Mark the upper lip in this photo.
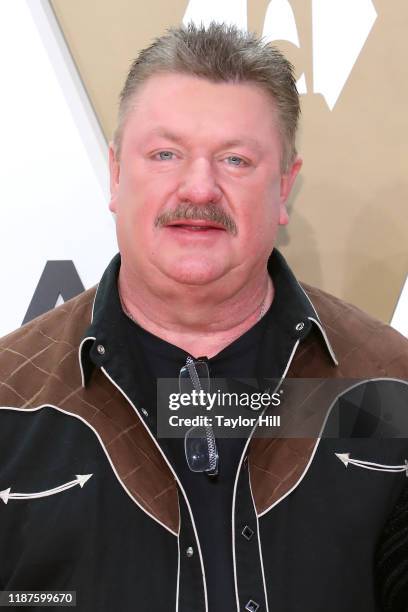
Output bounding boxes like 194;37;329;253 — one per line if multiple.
164;220;226;230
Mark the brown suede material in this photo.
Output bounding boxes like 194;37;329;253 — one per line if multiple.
0;284;407;528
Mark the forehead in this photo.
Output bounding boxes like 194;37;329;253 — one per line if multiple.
120;72;281;150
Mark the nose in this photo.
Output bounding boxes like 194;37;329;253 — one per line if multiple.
177;158;222;205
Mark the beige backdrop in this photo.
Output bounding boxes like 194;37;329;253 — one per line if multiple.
50;0;407;323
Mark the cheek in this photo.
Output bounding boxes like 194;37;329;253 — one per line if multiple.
116;176;151;222
234;193;281;258
238;193;280;236
115;186;167;255
120;167;175;219
235;213;272;260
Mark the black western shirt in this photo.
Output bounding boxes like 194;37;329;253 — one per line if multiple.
82;249;332;612
2;250;408;612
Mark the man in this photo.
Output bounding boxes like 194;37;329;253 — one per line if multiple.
0;22;407;612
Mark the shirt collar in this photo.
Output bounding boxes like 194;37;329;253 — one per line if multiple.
266;250;338;365
79;250;337;386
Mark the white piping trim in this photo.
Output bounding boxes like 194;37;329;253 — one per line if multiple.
0;404;177;536
281;339;301;381
308;316;338;366
297;281;323;321
78;336;96;388
77;278;101;385
248;463;270;612
316;376;408;449
231;338;300;612
296;281;338;365
258;376;408;518
100;366;209;612
175;495;181;612
90;281;99;322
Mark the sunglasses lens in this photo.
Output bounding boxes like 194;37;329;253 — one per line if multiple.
180;358;218;476
185;426;218;474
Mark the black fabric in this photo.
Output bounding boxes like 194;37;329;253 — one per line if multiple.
122;295;268;612
0;407;178;611
257;433;408;612
376;477;408;612
83;248;316;611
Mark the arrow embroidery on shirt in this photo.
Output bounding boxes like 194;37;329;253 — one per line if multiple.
0;474;93;504
335;453;408;475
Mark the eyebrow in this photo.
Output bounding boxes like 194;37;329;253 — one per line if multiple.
149;128;184;144
147;128;262;152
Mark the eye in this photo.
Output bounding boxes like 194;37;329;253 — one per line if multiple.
226;155;247;167
155;151;175;161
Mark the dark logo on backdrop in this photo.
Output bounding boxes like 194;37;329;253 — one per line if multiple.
22;261;85;325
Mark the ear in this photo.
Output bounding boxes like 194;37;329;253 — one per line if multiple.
109;142;120;213
279;156;303;225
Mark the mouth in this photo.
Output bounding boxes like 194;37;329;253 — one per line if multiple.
164;221;226;232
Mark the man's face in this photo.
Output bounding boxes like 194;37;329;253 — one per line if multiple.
109;73;301;287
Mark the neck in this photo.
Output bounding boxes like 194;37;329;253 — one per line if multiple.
118;266;274;359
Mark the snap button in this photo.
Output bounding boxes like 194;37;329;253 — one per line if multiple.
140;408;149;417
295;322;305;332
96;344;106;355
245;600;260;612
241;525;254;541
186;546;194;558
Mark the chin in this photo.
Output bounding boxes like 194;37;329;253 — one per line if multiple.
157;258;228;286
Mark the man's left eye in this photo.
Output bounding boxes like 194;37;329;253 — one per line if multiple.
156;151;174;161
226;155;246;166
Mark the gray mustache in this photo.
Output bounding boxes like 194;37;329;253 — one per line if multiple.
155;203;238;236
